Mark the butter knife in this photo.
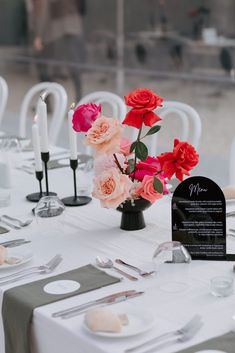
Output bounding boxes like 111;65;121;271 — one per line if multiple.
52;290;143;319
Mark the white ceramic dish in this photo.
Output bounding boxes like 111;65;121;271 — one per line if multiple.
83;308;155;338
0;251;33;270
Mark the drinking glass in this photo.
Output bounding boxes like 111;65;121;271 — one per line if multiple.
210;275;233;297
34;196;66;237
152;241;191;293
77;155;93;196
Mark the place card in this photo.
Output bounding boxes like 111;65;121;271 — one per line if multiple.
172;176;226;260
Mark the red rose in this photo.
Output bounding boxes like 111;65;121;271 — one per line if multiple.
158;139;199;181
123;88;163;129
72;103;101;133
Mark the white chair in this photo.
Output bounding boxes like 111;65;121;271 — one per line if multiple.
0;76;8;131
77;91;127;121
19;82;68;146
147;101;202;156
229;137;235;185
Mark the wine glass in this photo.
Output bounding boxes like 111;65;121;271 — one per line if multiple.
152;241;191;293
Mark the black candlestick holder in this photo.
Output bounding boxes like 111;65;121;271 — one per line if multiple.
62;159;91;206
41;151;57;197
26;171;45;202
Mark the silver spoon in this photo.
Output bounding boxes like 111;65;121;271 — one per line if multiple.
2;215;33;227
96;256;138;281
115;259;155;277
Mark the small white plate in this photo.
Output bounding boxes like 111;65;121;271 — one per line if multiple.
0;251;33;270
83;308;155;338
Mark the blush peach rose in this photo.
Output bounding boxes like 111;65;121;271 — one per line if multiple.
85;116;122;155
94;153;126;176
135;175;163;203
92;168;133;208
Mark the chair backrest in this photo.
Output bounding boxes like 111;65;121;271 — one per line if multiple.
19;82;68;146
146;101;202;156
229;137;235;185
0;76;8;129
77;91;127;121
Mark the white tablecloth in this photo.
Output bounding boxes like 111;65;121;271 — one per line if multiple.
1;151;235;353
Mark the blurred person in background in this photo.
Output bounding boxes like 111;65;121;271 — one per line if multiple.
31;0;86;101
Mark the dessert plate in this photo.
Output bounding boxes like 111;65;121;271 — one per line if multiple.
83;308;155;338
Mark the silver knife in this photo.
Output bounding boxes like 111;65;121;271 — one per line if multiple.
0;239;30;247
52;290;143;319
4;241;31;248
60;292;144;319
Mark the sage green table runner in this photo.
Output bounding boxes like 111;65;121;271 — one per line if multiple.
177;331;235;353
2;264;120;353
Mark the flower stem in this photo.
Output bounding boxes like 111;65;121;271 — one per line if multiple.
132;123;143;181
113;153;125;174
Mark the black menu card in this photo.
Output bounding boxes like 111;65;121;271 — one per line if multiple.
172;176;227;260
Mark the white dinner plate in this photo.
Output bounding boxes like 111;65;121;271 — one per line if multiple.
0;251;33;270
83;308;155;338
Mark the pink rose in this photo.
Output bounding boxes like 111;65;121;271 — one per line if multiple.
135;175;163;203
72;103;101;132
85;116;122;155
120;137;132;156
93;168;133;208
94;153;126;175
130;156;161;181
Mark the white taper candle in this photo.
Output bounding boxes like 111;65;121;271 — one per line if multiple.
37;93;49;153
32;116;42;171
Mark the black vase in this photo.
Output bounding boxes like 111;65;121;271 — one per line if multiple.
117;198;151;231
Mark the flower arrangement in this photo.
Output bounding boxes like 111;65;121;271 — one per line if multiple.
72;88;199;210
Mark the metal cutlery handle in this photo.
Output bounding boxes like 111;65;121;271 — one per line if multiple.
125;330;177;353
56;292;144;320
52;290;141;318
0;218;21;229
0;266;39;281
113;266;138;281
2;215;22;225
0;269;43;286
52;300;98;318
115;259;142;274
6;241;31;248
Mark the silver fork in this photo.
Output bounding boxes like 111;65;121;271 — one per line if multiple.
115;259;155;277
125;315;202;353
0;254;62;285
140;320;203;353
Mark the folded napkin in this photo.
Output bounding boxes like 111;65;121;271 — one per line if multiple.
222;185;235;199
176;331;235;353
2;264;120;353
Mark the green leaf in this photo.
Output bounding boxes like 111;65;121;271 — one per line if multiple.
146;125;161;136
135;141;148;161
126;159;135;174
153;177;164;194
130;141;137;153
